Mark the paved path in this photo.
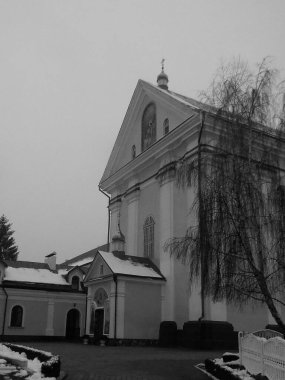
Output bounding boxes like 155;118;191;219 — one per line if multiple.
23;342;223;380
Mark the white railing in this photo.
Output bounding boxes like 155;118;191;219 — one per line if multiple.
239;329;285;380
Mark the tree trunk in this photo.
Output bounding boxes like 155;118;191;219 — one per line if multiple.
256;272;285;334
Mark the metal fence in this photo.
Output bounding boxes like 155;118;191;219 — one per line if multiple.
239;329;285;380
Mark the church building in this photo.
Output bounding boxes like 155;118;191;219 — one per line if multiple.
1;66;279;341
83;65;273;340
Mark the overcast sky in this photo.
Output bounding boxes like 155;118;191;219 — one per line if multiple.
1;0;285;264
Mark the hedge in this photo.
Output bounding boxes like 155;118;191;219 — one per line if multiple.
3;343;61;378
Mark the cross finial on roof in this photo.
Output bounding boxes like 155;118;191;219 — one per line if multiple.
161;58;165;72
157;58;168;90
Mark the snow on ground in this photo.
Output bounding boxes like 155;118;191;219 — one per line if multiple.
4;267;69;285
213;355;255;380
99;251;163;278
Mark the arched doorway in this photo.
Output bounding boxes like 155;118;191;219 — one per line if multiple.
89;288;110;338
94;309;104;337
66;308;80;339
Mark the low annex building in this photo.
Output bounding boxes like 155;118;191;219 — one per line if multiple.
0;252;86;339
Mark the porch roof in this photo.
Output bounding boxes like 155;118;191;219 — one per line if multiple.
98;251;165;280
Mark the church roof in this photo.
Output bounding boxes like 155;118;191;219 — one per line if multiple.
4;266;69;286
60;243;110;268
145;80;216;113
99;79;214;186
98;250;165;280
2;260;73;291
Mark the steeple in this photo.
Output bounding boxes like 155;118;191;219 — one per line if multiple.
157;58;169;90
111;211;125;254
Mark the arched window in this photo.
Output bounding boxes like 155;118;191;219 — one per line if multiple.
71;276;80;290
143;216;155;258
132;145;136;159
94;288;108;307
10;305;23;327
163;118;169;135
141;103;156;151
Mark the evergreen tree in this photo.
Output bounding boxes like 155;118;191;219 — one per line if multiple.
0;215;18;261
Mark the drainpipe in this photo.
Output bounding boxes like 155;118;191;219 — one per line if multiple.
113;274;118;340
1;285;8;338
198;110;206;321
98;186;111;245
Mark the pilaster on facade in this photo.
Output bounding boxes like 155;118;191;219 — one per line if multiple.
45;299;55;336
109;195;122;241
158;162;176;321
188;280;202;320
109;280;126;339
160;284;166;321
85;296;92;335
125;183;140;256
109;282;116;338
116;280;126;339
209;299;228;321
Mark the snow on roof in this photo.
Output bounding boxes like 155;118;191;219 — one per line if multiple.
70;257;94;267
57;268;69;276
4;267;69;285
98;251;164;279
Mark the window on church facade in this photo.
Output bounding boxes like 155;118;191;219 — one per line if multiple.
143;216;155;258
94;288;108;307
163;118;169;134
71;275;80;290
141;103;156;151
132;144;136;159
10;305;23;327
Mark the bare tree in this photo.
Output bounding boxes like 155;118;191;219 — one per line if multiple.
166;58;285;332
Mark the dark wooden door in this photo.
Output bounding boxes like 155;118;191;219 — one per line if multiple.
66;308;80;339
94;308;104;338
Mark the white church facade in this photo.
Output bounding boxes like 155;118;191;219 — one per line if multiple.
0;69;279;342
83;68;273;340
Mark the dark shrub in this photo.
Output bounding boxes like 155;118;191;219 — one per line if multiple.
222;353;239;362
159;321;177;346
3;343;60;378
183;320;237;349
176;329;184;346
205;358;216;373
253;374;269;380
41;355;61;378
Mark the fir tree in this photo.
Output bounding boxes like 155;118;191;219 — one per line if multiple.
0;215;19;261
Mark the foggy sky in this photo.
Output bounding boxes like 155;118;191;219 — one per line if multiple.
1;0;284;263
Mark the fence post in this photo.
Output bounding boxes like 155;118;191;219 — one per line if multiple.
261;337;264;376
238;331;243;366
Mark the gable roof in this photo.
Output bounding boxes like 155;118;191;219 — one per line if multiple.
5;260;51;270
147;81;213;112
66;265;86;277
99;79;210;186
85;250;165;282
3;260;72;290
4;266;69;286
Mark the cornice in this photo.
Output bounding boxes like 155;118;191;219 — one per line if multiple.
156;161;176;186
109;195;122;207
